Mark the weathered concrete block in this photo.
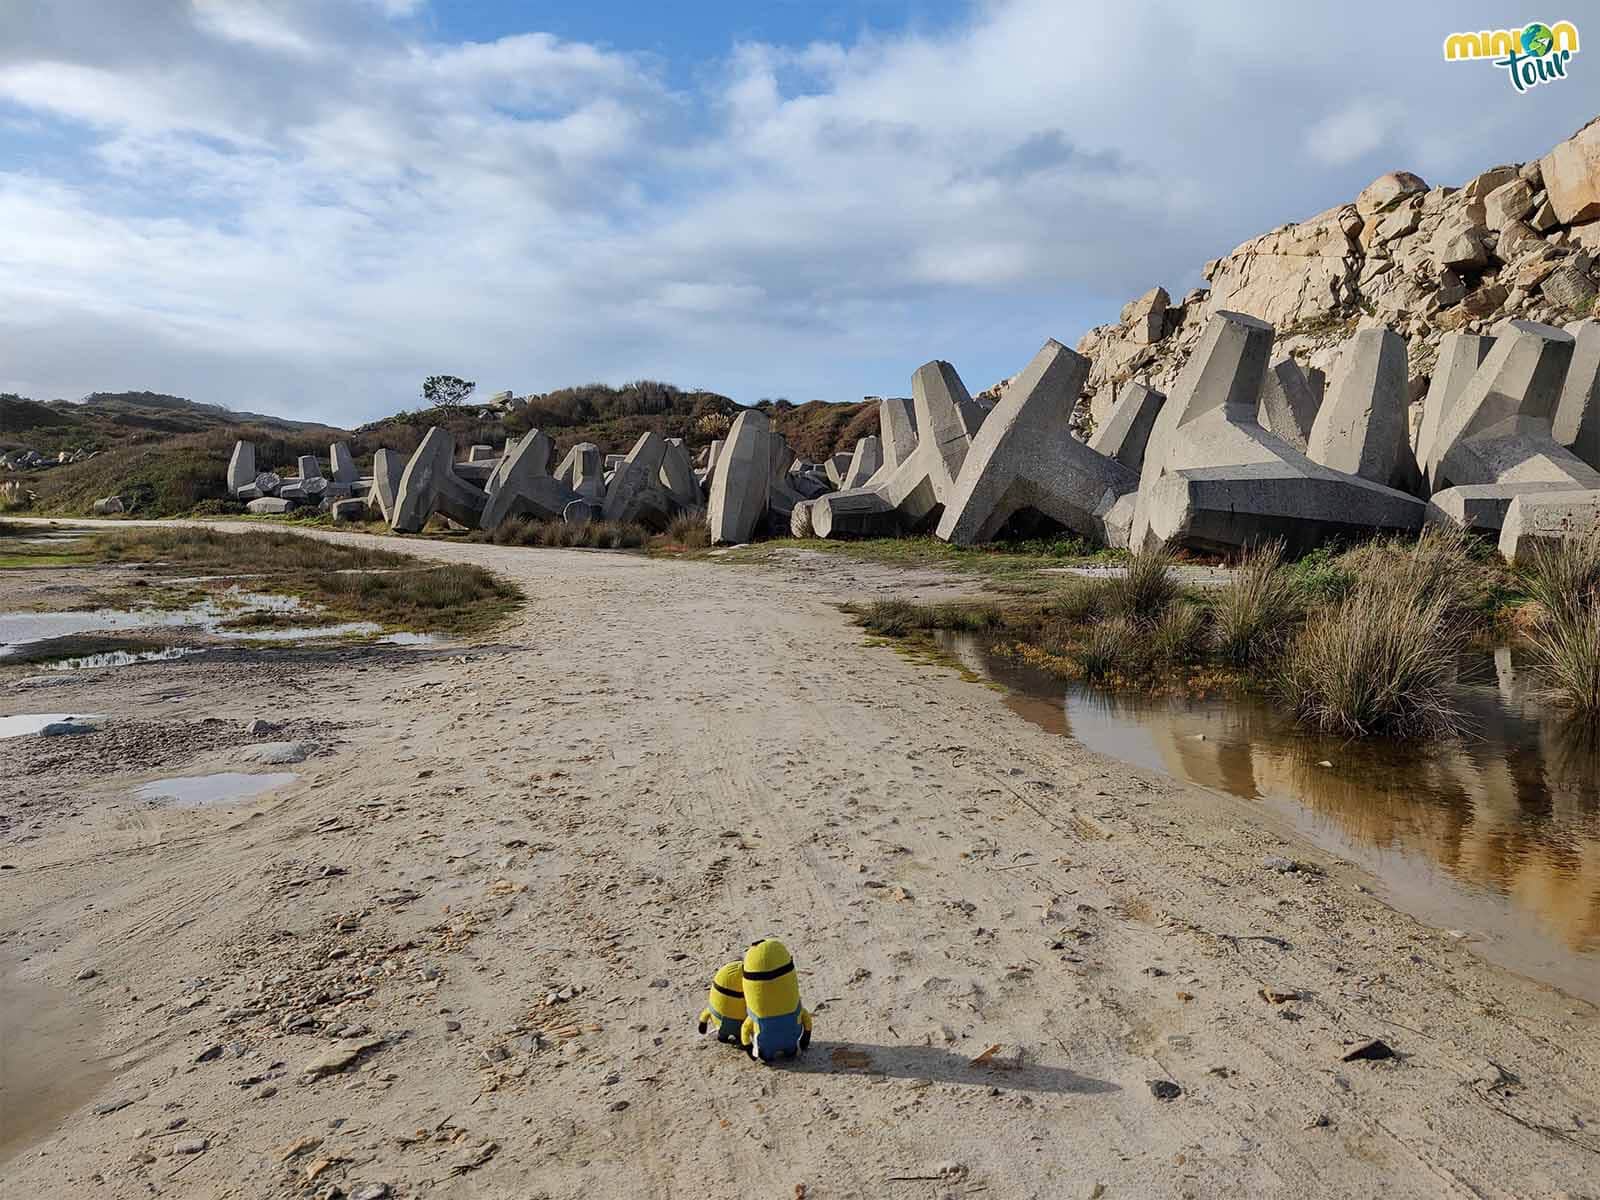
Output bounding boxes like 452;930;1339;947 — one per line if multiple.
1256;359;1319;452
467;444;496;463
247;497;293;515
330;441;358;484
391;427;488;532
823;451;853;487
480;431;577;528
1425;482;1582;532
708;410;772;544
877;396;918;474
1133;311;1425;554
92;496;124;515
866;360;982;531
330;498;366;523
839;436;883;489
790;498;817;538
296;454;322;481
485;432;550;496
1498;488;1600;563
660;438;701;508
254;471;282;496
937;339;1137;545
603;432;675;528
227;441;256;495
810;489;902;539
1555;320;1600;470
556;442;605;501
278;482;305;501
563;499;602;526
303;477;329;499
1308;327;1417;491
789;469;833;499
1416;333;1494;489
1089;382;1166;472
1430;320;1599;499
367;449;402;522
235;484;262;502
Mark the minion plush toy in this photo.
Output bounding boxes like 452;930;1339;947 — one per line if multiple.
697;961;747;1044
739;938;813;1062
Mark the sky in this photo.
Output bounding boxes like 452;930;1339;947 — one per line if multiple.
0;2;1595;424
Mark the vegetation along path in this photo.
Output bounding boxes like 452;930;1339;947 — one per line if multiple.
3;518;1598;1197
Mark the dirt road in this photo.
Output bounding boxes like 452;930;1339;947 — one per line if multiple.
3;523;1598;1198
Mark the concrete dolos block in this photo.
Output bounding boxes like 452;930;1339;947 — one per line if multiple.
602;432;675;529
1415;332;1494;490
839;436;883;489
1088;382;1166;472
1555;319;1600;470
1429;320;1600;506
1132;311;1424;554
297;454;322;481
391;427;487;532
1498;489;1600;563
708;409;772;544
367;448;402;522
556;443;605;501
1256;358;1320;452
330;441;358;484
1308;327;1419;492
866;360;984;531
479;430;576;528
227;441;256;495
660;438;702;508
937;339;1137;545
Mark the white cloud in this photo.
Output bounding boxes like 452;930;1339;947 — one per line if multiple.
0;0;1593;418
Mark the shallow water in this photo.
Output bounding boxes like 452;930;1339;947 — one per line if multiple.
936;633;1600;1001
0;587;429;659
0;713;103;739
133;771;299;807
44;647;204;671
0;975;115;1165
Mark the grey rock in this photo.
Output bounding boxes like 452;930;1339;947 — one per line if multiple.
296;454;322;482
329;498;366;523
246;497;293;515
235;741;315;765
1498;489;1600;563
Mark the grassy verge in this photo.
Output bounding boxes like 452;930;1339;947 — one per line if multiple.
847;528;1548;740
727;533;1128;589
77;528;521;637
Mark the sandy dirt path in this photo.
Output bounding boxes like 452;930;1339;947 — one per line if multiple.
3;521;1598;1198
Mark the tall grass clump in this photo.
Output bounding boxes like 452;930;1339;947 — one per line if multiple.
484;517;648;550
1071;617;1150;682
1105;542;1179;623
1280;531;1472;738
1212;541;1300;667
1521;527;1600;722
664;510;711;549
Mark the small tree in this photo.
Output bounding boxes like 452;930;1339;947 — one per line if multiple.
422;375;476;410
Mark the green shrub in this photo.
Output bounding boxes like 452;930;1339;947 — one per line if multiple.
1213;541;1300;667
1151;602;1209;667
1105;543;1178;623
1071;616;1150;681
860;598;921;636
1047;578;1112;623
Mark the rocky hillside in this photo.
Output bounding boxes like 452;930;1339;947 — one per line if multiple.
1073;116;1600;433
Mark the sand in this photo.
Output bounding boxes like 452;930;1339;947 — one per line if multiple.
2;520;1597;1197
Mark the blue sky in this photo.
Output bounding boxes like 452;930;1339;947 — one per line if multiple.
0;1;1595;424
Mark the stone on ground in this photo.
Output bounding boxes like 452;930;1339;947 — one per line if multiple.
708;409;773;545
936;339;1137;545
809;489;901;539
1089;382;1167;472
92;496;124;515
247;497;293;515
330;498;366;523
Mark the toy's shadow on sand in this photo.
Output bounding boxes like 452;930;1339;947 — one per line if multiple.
784;1041;1120;1096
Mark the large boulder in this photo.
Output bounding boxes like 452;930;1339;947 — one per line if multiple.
936;340;1137;545
1355;171;1427;221
1539;117;1600;225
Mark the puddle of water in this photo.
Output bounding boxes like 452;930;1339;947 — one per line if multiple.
937;632;1600;1002
0;587;404;658
44;647;204;671
0;714;104;739
0;975;116;1165
133;771;298;807
380;632;436;646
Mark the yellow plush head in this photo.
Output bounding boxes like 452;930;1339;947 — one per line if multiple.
742;938;800;1018
707;960;746;1022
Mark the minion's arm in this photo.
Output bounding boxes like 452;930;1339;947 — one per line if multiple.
799;1007;813;1050
740;1016;755;1048
697;1007;713;1034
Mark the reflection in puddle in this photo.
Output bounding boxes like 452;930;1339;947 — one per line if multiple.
937;632;1600;1000
45;647;204;671
134;771;299;807
0;713;103;739
0;975;115;1164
